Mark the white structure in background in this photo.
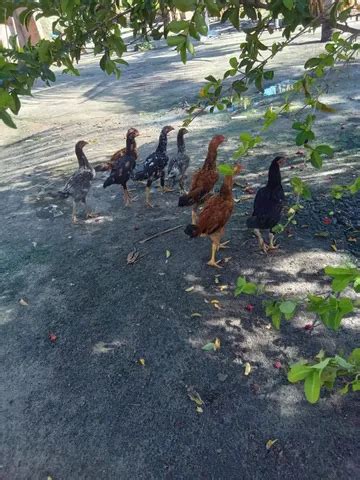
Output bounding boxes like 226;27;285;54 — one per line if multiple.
0;9;54;48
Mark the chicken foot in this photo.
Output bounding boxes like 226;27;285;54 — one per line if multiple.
208;242;223;268
123;187;132;207
160;172;173;193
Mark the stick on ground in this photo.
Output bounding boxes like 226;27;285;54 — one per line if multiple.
138;225;184;244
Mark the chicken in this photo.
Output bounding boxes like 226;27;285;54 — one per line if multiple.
184;164;242;268
167;127;190;192
94;127;139;172
59;140;96;224
246;156;286;253
132;125;174;207
178;134;225;224
103;128;140;206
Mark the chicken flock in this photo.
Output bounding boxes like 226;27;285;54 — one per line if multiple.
60;126;286;268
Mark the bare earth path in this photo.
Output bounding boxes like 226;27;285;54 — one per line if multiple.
0;26;359;479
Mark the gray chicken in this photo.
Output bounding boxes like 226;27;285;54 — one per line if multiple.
59;140;96;223
167;128;190;193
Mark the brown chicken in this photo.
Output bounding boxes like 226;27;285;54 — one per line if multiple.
184;164;242;268
178;134;225;224
94;128;139;172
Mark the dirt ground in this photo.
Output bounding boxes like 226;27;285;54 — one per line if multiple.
1;24;359;480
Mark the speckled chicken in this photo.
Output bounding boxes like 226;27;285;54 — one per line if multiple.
132;125;174;207
94;128;139;172
103;128;140;206
59;140;96;223
167;128;190;192
246;156;286;252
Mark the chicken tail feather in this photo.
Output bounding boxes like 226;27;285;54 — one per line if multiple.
184;224;200;238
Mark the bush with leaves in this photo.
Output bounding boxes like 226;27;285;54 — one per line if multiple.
235;266;359;403
288;348;360;404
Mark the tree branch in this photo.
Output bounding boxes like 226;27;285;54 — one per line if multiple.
335;22;360;36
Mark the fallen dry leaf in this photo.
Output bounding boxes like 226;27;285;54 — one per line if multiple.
301;224;309;228
211;299;220;304
196;406;203;414
331;241;337;252
348;236;357;243
266;439;278;450
188;391;204;406
138;358;145;366
244;362;252;376
166;249;171;259
224;257;232;263
191;312;202;318
315;231;330;238
265;324;272;330
214;275;220;284
48;333;57;343
127;248;141;265
19;298;29;306
185;286;194;292
219;285;229;291
214;338;221;351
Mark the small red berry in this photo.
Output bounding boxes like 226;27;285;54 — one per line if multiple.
48;333;57;343
245;304;254;312
323;217;332;225
304;323;314;331
273;361;282;369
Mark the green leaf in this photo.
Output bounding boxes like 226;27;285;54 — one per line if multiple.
0;110;17;129
194;12;208;36
310;150;323;169
305;57;320;69
283;0;294;10
349;348;360;366
173;0;196;12
352;380;360;392
310;358;331;371
304;370;321;404
229;57;238;69
288;363;312;383
263;70;274;80
279;301;297;316
232;80;247;94
218;164;234;176
168;20;189;33
315;145;334;156
167;34;186;47
202;342;216;351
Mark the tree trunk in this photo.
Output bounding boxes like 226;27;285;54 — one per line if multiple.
320;18;335;42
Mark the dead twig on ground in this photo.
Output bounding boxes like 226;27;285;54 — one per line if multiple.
138;224;184;244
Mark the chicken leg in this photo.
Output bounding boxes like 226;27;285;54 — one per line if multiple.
72;200;79;224
254;229;268;253
208;232;223;268
160;172;173;193
267;232;279;251
123;187;132;207
145;184;153;208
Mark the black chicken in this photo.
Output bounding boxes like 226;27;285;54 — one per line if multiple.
59;140;96;223
246;156;286;252
103;128;140;206
132;125;174;207
167;127;190;192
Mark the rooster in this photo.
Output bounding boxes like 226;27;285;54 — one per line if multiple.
132;125;174;207
178;134;225;224
246;156;286;252
184;164;242;268
103;128;140;206
94;128;139;172
167;127;190;192
59;140;96;223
